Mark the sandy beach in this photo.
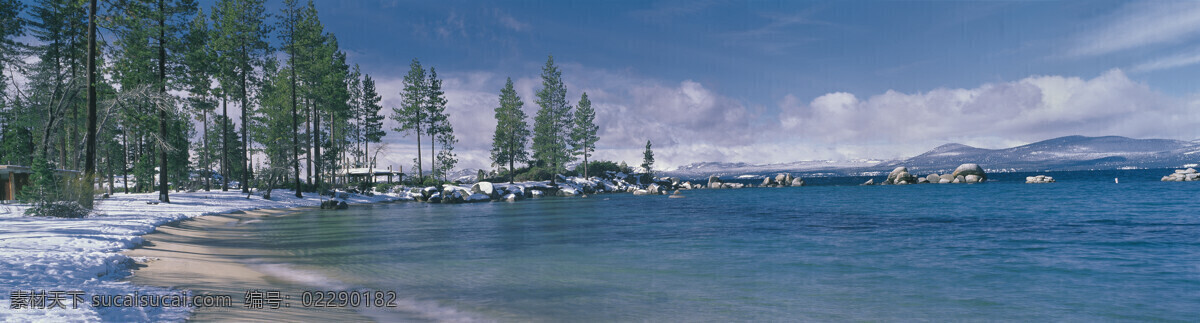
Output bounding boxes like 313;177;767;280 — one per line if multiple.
122;207;375;321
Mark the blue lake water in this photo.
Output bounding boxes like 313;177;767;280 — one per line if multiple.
249;169;1200;321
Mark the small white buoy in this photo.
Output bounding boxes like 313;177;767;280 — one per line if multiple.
1114;177;1119;184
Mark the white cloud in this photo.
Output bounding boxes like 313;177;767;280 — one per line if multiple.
1068;1;1200;57
1131;48;1200;72
493;9;530;32
779;69;1200;159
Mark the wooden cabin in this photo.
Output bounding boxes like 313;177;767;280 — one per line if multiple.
0;165;81;201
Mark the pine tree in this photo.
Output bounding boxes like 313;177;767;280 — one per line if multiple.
391;59;426;183
360;74;385;168
570;92;599;178
279;0;303;196
490;77;530;184
212;0;270;194
532;55;573;184
424;67;449;180
182;8;215;191
641;140;654;175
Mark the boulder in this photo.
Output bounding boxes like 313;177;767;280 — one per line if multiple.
471;181;495;197
632;189;652;196
707;175;723;188
953;175;965;184
762;177;774;187
791;178;806;186
939;174;954;182
951;163;987;182
918;177;929;184
680;182;693;190
1026;175;1055;183
530;189;545;198
504;193;522;202
886;167;917;185
862;178;875;185
1187;168;1198;174
726;183;745;189
938;178;951;184
335;201;349;209
926;174;941;183
428;192;443;203
965;174;982;183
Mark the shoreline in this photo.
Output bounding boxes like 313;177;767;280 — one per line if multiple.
122;206;376;321
0;189;402;321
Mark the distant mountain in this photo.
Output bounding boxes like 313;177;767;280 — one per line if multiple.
662;136;1200;178
884;135;1200;173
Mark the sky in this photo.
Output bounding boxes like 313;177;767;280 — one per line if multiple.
19;0;1200;172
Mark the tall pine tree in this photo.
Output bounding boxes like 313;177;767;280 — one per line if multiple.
490;77;529;184
532;55;573;184
570;92;598;178
391;59;426;183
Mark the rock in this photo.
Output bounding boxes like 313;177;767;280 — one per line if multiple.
726;183;745;189
1187;168;1198;174
926;174;941;183
471;181;495;197
939;178;951;184
336;201;349;209
1188;173;1200;181
791;178;806;186
428;192;443;203
336;192;350;199
886;167;917;185
918;177;929;184
504;193;521;202
940;174;954;182
466;193;491;202
707;175;723;188
762;177;774;187
632;189;651;195
1026;175;1055;183
951;163;987;182
862;178;875;185
680;182;693;190
953;175;964;184
531;190;545;198
965;174;982;183
421;187;438;200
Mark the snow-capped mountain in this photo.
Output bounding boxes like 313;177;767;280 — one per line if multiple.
663;136;1200;178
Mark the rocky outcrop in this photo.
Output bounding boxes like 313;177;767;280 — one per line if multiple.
1026;175;1055;183
951;163;987;182
1162;167;1200;182
862;178;875;185
708;175;722;188
791;177;805;186
885;167;917;185
759;173;803;187
471;181;495;197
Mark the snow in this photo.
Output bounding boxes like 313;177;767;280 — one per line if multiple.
0;189;401;322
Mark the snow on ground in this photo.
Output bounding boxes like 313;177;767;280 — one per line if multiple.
0;190;400;322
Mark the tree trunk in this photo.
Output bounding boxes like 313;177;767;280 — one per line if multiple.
240;44;250;194
82;0;98;207
221;95;229;191
290;39;301;198
158;0;170;203
122;127;129;194
313;98;321;192
202;108;209;191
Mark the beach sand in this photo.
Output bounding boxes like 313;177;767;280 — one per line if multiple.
122;208;375;322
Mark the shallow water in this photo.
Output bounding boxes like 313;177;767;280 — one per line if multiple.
248;169;1200;321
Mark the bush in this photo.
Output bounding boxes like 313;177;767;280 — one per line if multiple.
573;160;622;178
515;167;555;182
375;182;396;193
25;201;91;218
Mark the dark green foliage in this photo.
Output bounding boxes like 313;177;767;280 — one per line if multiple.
642;140;654;174
570;92;599;178
391;59;426;182
573;160;621;178
491;77;530;183
24;201;90;218
532;56;574;182
0;126;34;165
514;166;555;182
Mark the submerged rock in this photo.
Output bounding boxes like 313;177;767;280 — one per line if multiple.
1026;175;1055;183
862;178;875;186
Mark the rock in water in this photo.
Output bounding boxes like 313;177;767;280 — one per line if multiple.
886;167;916;185
926;174;941;184
336;201;349;209
791;177;806;186
951;163;987;182
965;174;982;183
862;178;875;185
762;177;774;187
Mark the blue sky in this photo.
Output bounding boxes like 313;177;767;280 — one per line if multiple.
299;0;1200;170
20;0;1196;170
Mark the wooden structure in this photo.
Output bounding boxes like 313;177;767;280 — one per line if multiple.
339;166;404;184
0;165;81;201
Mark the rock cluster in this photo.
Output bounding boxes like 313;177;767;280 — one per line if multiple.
706;176;745;189
761;173;805;187
1162;168;1200;182
867;163;988;185
1025;175;1056;183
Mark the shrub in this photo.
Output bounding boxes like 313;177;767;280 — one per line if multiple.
514;167;554;182
375;182;396;193
573;160;622;178
25;201;91;218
